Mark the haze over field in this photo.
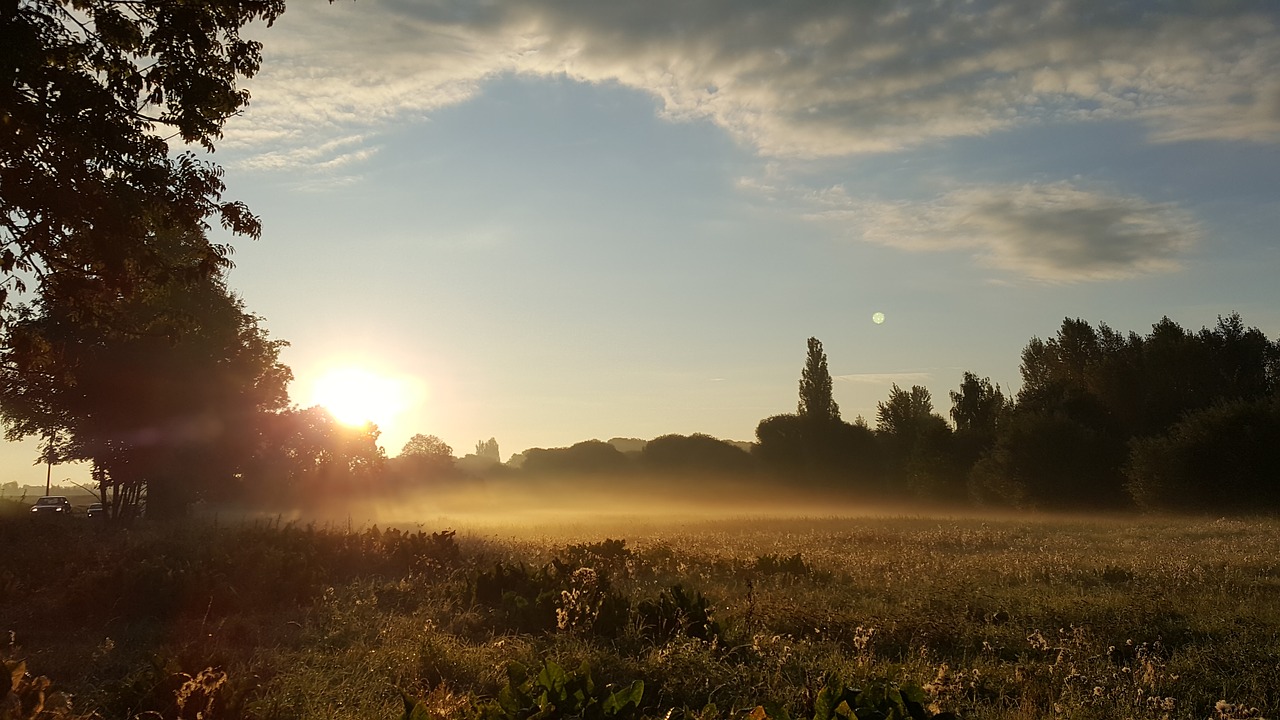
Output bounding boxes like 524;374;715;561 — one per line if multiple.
4;0;1280;484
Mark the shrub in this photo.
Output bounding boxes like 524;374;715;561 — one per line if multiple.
636;586;721;644
1127;397;1280;512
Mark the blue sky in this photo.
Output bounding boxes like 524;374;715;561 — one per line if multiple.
5;0;1280;482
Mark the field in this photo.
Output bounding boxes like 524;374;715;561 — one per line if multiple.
2;507;1279;720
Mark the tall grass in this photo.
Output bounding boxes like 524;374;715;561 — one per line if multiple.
2;514;1277;719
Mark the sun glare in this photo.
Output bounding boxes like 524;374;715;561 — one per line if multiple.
310;366;412;430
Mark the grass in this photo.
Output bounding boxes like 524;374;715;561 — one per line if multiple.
2;512;1278;719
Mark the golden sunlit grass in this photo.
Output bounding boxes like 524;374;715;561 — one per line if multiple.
3;511;1279;720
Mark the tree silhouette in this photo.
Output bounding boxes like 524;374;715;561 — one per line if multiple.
0;244;291;517
1127;397;1280;513
1;0;288;322
876;384;936;438
474;437;500;462
521;440;630;476
401;434;454;460
641;433;755;476
949;372;1010;434
875;384;956;498
798;337;840;422
247;407;384;503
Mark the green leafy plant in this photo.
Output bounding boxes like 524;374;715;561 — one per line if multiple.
636;585;721;644
471;560;631;637
472;561;567;633
402;661;644;720
803;675;957;720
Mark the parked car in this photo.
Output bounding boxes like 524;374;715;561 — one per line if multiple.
86;502;105;519
30;496;73;516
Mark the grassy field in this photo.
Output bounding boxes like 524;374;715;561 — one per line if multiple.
2;510;1278;719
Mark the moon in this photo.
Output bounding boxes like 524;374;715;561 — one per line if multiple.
872;312;886;325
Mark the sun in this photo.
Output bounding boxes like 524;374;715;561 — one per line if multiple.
310;366;411;430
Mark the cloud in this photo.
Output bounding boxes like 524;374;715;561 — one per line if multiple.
222;0;1280;170
836;372;934;385
808;182;1200;282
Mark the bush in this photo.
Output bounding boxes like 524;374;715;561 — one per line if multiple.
1127;397;1280;512
969;410;1128;509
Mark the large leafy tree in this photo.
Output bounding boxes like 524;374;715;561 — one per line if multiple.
0;236;292;517
1;0;285;318
949;372;1010;434
401;433;454;460
875;384;956;499
641;433;755;477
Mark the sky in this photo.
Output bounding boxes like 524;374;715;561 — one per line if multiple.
6;0;1280;483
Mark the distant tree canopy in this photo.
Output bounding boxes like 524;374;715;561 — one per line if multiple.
875;384;957;499
875;384;938;439
383;432;457;485
1;0;285;321
521;440;630;476
640;433;754;476
972;314;1280;510
401;434;454;461
474;437;500;462
743;315;1279;513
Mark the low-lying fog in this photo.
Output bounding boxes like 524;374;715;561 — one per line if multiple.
197;474;1129;537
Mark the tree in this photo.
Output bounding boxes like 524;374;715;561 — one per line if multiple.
520;440;631;476
949;372;1010;434
641;433;755;476
390;433;456;482
1;0;286;320
753;414;808;469
876;384;957;499
876;384;937;438
754;338;883;489
246;406;385;503
798;337;840;423
401;434;454;460
1127;397;1280;513
948;372;1011;482
0;248;292;518
968;410;1129;510
474;437;500;462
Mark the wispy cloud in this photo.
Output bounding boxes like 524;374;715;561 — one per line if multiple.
806;182;1200;283
224;0;1280;170
836;372;934;385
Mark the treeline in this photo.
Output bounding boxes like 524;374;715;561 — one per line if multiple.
9;310;1277;519
768;313;1280;512
385;314;1280;515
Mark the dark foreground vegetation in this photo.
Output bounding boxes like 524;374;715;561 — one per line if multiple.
3;515;1278;720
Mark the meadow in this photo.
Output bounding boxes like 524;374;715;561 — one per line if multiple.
2;505;1278;720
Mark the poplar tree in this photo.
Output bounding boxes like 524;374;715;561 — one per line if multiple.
798;337;840;422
